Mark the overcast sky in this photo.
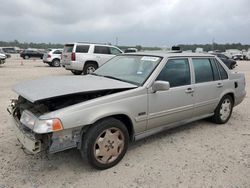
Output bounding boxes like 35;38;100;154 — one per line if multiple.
0;0;250;46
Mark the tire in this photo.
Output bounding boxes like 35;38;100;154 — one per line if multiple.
81;118;129;170
71;70;82;75
211;95;233;124
83;62;98;75
52;59;60;67
24;55;29;59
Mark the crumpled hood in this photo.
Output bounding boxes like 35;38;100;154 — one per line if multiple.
12;75;137;103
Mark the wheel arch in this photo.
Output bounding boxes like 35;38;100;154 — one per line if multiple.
225;92;235;105
81;114;135;142
84;60;99;68
52;58;60;62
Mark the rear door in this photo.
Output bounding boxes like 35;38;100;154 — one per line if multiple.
192;57;224;116
93;46;114;66
62;44;74;65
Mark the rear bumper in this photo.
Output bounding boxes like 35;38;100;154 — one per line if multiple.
43;59;52;63
64;61;84;71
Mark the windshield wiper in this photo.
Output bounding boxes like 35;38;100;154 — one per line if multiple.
91;73;125;82
103;75;139;85
91;73;138;85
102;75;126;82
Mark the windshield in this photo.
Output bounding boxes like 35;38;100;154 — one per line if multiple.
94;55;162;86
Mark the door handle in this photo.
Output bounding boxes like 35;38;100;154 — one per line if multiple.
216;83;223;88
185;88;194;93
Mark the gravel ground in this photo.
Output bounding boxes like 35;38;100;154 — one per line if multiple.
0;55;249;188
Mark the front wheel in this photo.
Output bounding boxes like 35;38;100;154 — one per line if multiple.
211;95;233;124
81;118;129;169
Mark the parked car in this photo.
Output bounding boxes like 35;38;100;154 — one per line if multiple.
224;49;243;60
124;48;138;53
20;49;44;59
0;52;6;64
232;54;244;60
0;48;11;58
61;43;123;75
243;51;250;60
8;52;246;169
211;53;237;69
1;47;16;54
43;49;63;67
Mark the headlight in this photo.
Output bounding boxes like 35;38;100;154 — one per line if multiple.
33;119;63;134
20;110;37;129
20;110;63;134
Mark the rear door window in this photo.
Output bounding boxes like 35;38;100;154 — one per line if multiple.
75;45;90;53
94;46;111;54
53;50;62;54
192;58;214;83
215;59;228;80
210;58;220;81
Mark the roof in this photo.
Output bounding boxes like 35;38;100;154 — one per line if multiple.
64;42;114;46
122;51;215;58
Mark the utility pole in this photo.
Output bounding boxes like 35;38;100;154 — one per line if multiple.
212;38;215;51
115;37;118;46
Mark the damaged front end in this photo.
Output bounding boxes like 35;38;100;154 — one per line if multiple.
8;98;49;154
8;89;129;154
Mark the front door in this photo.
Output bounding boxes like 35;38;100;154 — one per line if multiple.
147;58;194;130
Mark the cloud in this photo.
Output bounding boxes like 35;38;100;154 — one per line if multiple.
0;0;249;46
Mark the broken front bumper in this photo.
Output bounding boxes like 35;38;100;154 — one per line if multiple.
8;104;43;154
11;117;42;154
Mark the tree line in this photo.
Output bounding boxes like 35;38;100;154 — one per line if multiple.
0;40;249;52
178;43;250;52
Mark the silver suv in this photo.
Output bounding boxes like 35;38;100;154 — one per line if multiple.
61;43;123;75
9;52;246;169
43;49;63;67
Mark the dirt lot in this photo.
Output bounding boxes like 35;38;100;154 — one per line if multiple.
0;55;250;188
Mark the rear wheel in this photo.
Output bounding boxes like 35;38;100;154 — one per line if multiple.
211;95;233;124
83;62;98;75
71;70;82;75
81;118;129;169
52;59;60;67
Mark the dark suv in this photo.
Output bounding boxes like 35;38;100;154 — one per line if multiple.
212;53;237;69
20;49;44;59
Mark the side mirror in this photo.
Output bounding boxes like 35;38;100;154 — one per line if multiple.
152;81;170;93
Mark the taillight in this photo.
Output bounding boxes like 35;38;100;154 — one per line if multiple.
48;54;51;58
71;52;76;61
